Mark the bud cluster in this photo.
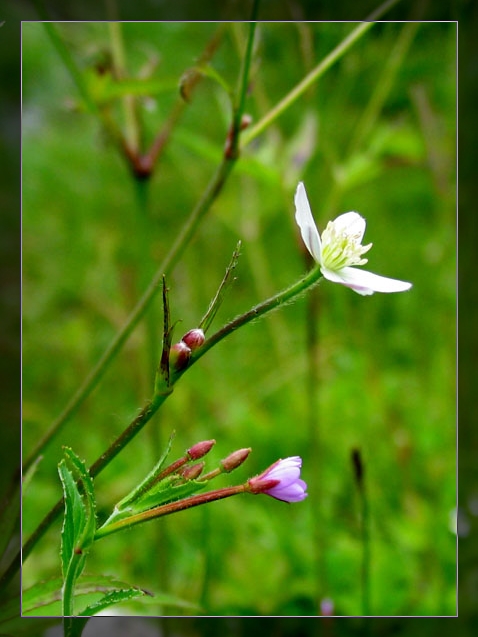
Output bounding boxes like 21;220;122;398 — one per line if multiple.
169;328;205;372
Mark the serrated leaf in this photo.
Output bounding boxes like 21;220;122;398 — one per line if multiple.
58;460;85;580
78;587;147;616
115;433;174;512
21;574;141;615
133;477;208;513
20;574;198;617
63;448;96;548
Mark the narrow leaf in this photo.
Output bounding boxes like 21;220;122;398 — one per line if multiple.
78;587;148;616
63;448;96;548
58;460;85;580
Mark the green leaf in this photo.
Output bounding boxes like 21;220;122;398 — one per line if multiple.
58;447;97;609
63;448;96;548
115;433;174;512
20;574;197;617
78;587;147;616
58;459;85;580
133;477;208;513
179;63;232;103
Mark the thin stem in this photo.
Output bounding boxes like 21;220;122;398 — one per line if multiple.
240;0;402;149
41;22;123;148
346;21;420;156
23;17;258;473
185;267;323;373
95;484;246;540
361;477;371;616
23;16;258;471
351;449;371;616
62;551;84;617
233;4;260;128
63;617;89;637
19;392;169;571
42;22;100;118
142;25;226;172
198;241;241;333
22;159;231;475
109;22;140;154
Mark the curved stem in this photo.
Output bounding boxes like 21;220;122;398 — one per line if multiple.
240;0;402;149
185;267;323;371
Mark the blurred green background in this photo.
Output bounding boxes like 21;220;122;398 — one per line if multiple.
20;19;456;619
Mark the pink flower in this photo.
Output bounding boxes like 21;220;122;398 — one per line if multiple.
248;456;308;503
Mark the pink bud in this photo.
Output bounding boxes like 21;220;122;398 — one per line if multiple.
169;341;191;371
181;328;205;350
187;439;216;460
180;462;205;480
221;448;252;473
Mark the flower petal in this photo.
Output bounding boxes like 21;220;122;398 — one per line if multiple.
332;211;366;243
321;266;412;296
266;478;308;503
294;182;322;263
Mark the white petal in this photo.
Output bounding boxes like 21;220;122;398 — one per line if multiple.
294;182;322;263
321;266;412;296
332;211;366;242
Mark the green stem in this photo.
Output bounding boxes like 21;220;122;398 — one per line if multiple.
232;3;259;132
41;22;123;147
63;617;89;637
346;20;420;156
240;0;402;149
185;267;323;372
109;22;140;154
20;391;169;571
95;484;246;540
361;476;371;616
62;550;84;617
22;158;233;475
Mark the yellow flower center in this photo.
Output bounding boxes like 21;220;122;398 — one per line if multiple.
321;220;372;271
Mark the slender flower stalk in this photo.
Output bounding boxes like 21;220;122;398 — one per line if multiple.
294;182;412;296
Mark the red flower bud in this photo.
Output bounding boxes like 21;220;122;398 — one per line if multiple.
221;448;252;473
180;462;205;481
169;341;191;371
187;439;216;460
181;328;205;350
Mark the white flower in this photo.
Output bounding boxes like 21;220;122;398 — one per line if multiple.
294;182;412;296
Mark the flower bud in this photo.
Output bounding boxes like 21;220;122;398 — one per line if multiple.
180;462;205;481
169;341;191;371
248;457;307;503
187;439;216;460
181;328;205;350
220;448;252;473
